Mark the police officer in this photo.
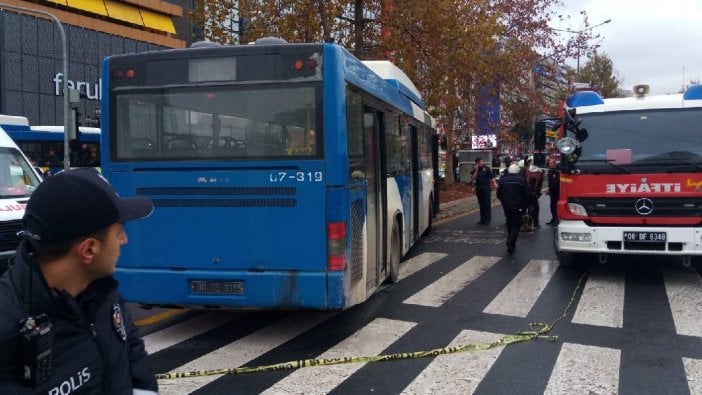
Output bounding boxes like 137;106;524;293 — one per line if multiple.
0;168;158;394
546;157;560;226
471;157;497;225
497;164;532;254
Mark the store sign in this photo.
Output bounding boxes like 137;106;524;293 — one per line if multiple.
53;73;102;101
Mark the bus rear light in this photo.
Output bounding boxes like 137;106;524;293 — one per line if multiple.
294;60;304;71
306;59;317;70
328;254;346;271
327;222;347;271
114;69;136;79
327;222;346;240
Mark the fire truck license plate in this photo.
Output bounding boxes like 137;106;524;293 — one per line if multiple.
623;231;667;242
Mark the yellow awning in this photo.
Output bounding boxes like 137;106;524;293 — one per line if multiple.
139;8;176;34
46;0;68;5
104;0;144;26
65;0;108;16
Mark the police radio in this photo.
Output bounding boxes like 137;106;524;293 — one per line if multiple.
20;313;54;386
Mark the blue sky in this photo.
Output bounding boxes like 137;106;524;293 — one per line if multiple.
550;0;702;94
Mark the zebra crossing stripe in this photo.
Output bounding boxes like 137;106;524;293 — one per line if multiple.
399;252;448;280
157;312;333;395
483;259;558;317
402;330;506;394
154;274;587;382
544;343;620;394
662;267;702;337
143;311;241;354
571;270;625;328
262;318;416;394
403;255;501;307
683;358;702;394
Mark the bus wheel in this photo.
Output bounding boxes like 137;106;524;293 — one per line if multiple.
389;224;401;283
422;198;434;236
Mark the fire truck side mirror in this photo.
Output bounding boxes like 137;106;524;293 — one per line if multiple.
575;127;588;143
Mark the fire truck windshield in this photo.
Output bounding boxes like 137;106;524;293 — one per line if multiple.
572;107;702;172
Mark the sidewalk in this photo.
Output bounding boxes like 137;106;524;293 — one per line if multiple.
436;193;500;220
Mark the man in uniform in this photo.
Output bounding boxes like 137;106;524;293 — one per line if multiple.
497;164;532;254
546;157;560;226
0;168;158;394
471;157;497;225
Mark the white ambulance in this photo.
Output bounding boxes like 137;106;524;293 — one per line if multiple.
0;115;43;271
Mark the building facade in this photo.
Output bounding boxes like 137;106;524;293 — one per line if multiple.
0;0;188;126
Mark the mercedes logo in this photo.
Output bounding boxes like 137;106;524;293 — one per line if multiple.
634;198;654;215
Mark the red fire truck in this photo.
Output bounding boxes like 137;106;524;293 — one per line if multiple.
553;84;702;267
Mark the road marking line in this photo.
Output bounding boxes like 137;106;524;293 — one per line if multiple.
401;329;506;394
399;252;448;280
135;308;190;327
683;357;702;394
544;342;620;394
483;259;558;317
158;312;334;395
662;267;702;337
143;311;241;355
572;271;625;328
403;256;500;307
263;318;416;395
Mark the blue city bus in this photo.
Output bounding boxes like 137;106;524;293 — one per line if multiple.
5;125;101;174
101;40;437;310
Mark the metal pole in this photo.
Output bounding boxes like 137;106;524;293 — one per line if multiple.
0;3;70;171
576;49;580;76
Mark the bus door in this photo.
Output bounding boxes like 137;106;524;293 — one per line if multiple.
410;124;420;242
362;107;386;292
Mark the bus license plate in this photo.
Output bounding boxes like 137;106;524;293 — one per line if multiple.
191;280;245;295
623;231;666;242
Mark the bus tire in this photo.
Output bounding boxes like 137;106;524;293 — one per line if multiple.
422;198;434;236
388;224;401;283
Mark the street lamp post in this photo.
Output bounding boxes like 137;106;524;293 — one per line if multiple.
554;18;612;76
0;3;70;171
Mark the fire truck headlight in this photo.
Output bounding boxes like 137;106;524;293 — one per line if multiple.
567;203;588;216
560;232;592;242
557;137;577;155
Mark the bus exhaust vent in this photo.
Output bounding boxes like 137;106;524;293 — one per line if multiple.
136;186;295;196
150;199;296;208
137;186;297;208
349;199;364;284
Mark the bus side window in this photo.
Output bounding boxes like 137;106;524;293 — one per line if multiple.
346;89;364;178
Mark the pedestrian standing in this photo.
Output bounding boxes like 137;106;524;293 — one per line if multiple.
497;164;532;254
0;168;158;394
525;159;544;229
471;157;497;225
546;157;560;226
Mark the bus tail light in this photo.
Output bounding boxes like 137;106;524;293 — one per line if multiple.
327;222;347;271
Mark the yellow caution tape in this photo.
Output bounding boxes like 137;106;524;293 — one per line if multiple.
155;272;587;381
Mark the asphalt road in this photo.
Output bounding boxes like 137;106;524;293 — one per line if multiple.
133;195;702;394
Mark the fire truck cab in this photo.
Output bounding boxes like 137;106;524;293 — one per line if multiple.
554;84;702;267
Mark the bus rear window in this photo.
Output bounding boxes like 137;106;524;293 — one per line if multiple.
113;84;321;161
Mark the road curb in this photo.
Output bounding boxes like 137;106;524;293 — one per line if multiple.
437;194;500;220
